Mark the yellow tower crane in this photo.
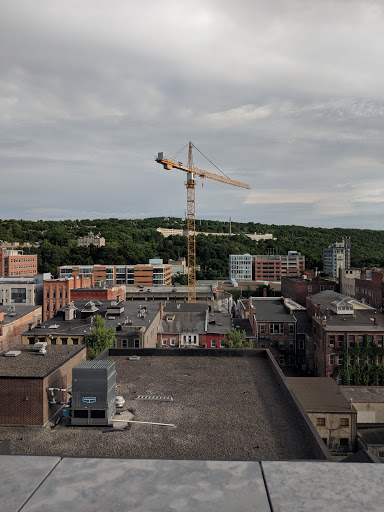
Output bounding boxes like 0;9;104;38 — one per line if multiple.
155;142;250;303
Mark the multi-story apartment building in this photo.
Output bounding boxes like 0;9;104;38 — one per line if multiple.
254;251;305;281
0;248;38;278
58;261;172;286
228;254;253;281
77;232;105;247
281;276;337;307
306;290;384;381
323;238;351;279
229;252;305;282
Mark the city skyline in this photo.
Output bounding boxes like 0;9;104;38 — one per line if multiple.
1;0;384;229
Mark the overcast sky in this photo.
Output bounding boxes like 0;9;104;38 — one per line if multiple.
1;0;384;229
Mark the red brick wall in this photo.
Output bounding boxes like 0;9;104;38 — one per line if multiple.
0;347;86;426
0;307;42;352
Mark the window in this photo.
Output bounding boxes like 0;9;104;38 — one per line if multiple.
338;356;343;366
220;340;225;348
377;335;383;347
320;285;324;291
340;418;349;427
337;376;343;385
61;338;68;345
358;335;364;346
122;339;128;348
289;340;294;350
329;354;335;365
211;339;217;347
162;339;167;346
329;336;335;347
348;335;355;346
337;335;344;347
279;356;285;365
259;324;266;335
170;338;175;346
308;285;312;292
279;340;285;349
134;339;140;348
317;418;325;426
51;338;56;345
270;323;284;334
288;324;295;335
298;339;304;350
340;438;349;448
72;338;79;345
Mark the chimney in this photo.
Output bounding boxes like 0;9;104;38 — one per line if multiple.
263;287;267;297
326;307;330;318
321;316;327;326
374;317;379;325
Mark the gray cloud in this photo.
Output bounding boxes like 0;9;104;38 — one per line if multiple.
1;0;384;228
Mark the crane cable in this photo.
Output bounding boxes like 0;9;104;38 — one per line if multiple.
191;143;230;180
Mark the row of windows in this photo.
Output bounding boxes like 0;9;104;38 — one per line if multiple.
46;290;67;298
317;417;349;427
260;323;295;335
329;334;383;347
329;354;384;366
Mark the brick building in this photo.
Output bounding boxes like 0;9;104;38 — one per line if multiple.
254;252;305;281
281;276;337;307
306;291;384;380
43;275;94;322
0;248;38;278
0;305;42;352
237;297;298;366
157;303;232;348
0;344;86;426
58;261;172;286
355;269;384;311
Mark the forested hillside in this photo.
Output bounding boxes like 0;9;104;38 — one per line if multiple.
1;218;384;278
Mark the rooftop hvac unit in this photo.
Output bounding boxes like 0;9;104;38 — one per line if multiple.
34;341;47;351
71;360;117;426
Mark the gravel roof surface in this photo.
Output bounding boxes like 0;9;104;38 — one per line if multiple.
0;355;319;460
0;344;85;378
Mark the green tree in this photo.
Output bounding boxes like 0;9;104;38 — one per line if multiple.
224;328;253;348
83;315;115;360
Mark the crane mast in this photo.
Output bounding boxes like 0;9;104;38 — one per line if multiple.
155;142;250;303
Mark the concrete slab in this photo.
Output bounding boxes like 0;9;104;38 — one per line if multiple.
21;458;271;512
0;455;60;512
262;461;384;512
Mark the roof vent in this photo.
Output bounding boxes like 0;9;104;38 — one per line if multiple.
128;355;140;361
4;350;21;357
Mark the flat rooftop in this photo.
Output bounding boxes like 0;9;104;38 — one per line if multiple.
0;352;323;460
287;377;356;414
0;344;85;378
0;305;41;326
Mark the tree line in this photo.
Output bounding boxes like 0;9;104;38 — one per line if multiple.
1;217;384;278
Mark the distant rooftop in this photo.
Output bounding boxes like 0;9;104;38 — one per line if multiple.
287;377;356;414
0;305;41;326
0;344;85;378
247;298;295;323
